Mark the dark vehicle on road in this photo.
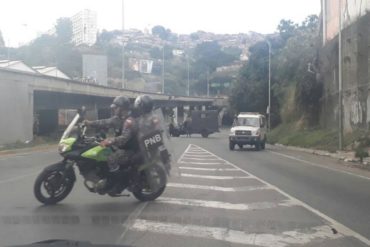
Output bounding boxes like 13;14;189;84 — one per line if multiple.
170;110;219;138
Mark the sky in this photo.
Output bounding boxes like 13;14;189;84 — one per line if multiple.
0;0;320;47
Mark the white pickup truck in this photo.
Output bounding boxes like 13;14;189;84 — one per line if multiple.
229;112;267;151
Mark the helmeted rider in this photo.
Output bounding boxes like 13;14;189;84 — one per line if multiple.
84;95;134;192
84;95;130;137
95;96;147;192
135;95;171;172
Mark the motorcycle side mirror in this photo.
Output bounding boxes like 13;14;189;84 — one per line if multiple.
78;106;87;117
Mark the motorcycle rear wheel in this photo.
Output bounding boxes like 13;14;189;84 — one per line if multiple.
133;164;167;202
34;169;74;205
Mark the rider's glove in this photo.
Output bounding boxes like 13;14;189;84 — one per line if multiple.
100;139;113;147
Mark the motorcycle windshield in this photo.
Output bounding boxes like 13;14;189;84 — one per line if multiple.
60;114;80;141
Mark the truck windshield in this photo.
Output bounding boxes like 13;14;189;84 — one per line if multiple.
235;117;259;127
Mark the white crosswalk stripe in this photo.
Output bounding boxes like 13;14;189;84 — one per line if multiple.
167;183;271;192
131;220;342;247
180;173;251;180
181;157;221;160
178;161;228;165
157;197;299;210
179;167;239;171
123;144;366;246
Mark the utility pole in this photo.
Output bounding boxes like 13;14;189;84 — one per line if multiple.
265;40;272;131
187;52;190;96
162;46;165;94
206;67;210;97
121;0;125;89
338;0;343;150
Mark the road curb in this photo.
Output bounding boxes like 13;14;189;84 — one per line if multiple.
272;143;370;169
0;144;57;157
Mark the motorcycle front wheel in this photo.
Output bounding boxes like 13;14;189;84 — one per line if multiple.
34;169;75;205
133;164;167;202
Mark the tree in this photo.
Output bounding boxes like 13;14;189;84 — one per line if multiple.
229;15;321;127
152;25;171;40
55;18;73;43
0;30;4;47
150;47;162;59
194;41;234;72
96;29;122;47
277;19;297;41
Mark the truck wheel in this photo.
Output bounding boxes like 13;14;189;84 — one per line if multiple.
255;142;261;151
229;142;235;151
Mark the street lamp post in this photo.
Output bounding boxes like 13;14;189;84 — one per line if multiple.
162;46;165;94
338;0;343;150
187;52;190;96
206;67;210;97
121;0;125;89
266;40;272;131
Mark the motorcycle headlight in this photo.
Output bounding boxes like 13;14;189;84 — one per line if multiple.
58;143;70;153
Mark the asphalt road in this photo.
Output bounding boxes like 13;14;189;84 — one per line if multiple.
0;132;370;246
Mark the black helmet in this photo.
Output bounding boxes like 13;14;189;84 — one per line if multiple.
134;95;153;114
111;96;130;110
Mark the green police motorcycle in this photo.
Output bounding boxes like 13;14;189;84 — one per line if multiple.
33;108;171;205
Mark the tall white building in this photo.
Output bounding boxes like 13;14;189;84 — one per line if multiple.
71;9;97;46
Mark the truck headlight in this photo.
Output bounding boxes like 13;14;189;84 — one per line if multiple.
230;130;236;136
255;130;261;136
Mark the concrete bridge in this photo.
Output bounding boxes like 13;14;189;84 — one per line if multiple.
0;67;227;145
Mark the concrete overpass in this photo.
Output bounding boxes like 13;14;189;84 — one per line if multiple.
0;67;226;145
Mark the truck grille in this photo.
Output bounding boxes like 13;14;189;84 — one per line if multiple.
236;130;251;136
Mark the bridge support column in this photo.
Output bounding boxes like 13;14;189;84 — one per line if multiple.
37;109;58;135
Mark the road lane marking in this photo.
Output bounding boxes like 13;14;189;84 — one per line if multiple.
180;173;250;180
116;202;148;244
176;144;192;164
179;167;239;171
183;154;215;157
270;150;370;181
191;144;370;246
167;183;271;192
185;152;211;155
181;157;221;160
178;161;229;165
131;219;342;247
0;171;39;184
157;197;298;210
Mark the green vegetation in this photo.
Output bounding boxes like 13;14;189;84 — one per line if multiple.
230;15;321;127
267;123;338;152
268;123;370;152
